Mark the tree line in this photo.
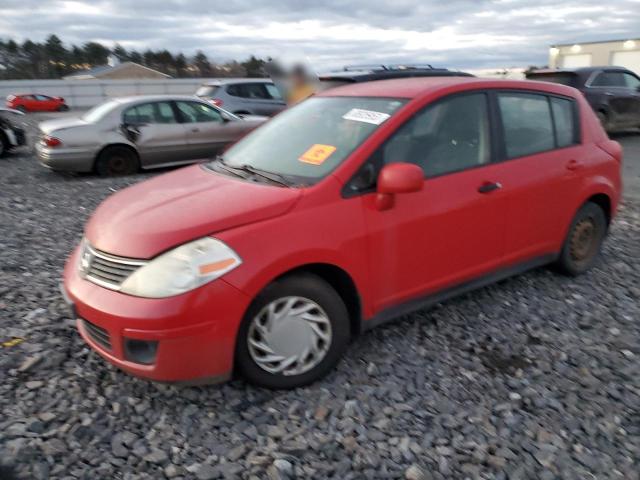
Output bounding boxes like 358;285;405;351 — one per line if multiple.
0;34;268;80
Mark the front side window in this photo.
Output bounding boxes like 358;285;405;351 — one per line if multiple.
215;96;406;184
123;102;177;125
498;93;554;158
591;72;626;87
623;73;640;89
175;101;222;123
371;93;491;178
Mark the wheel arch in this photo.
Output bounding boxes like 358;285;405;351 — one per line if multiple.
252;262;363;339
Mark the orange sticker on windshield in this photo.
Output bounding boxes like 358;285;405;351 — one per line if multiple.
299;144;336;165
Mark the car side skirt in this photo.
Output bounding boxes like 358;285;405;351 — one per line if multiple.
361;253;558;332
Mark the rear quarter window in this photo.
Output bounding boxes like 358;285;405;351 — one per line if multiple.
550;97;579;148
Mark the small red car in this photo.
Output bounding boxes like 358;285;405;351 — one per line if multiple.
6;94;69;112
63;77;622;389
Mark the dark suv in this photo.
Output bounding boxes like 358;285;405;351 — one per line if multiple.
526;67;640;131
318;64;473;91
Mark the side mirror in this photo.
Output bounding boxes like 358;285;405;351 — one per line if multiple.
375;162;423;211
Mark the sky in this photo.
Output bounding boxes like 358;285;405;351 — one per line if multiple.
1;0;639;71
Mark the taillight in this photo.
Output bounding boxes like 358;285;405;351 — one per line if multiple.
44;136;62;148
210;98;223;107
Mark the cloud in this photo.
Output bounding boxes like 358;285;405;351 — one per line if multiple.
1;0;639;69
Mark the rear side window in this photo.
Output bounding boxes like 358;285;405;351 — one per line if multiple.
498;93;554;158
550;97;577;148
123;102;177;124
226;83;270;99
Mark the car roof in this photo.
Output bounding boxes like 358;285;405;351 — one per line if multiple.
317;77;579;99
200;78;273;86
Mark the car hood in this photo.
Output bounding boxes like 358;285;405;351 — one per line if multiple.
39;117;88;135
85;164;302;259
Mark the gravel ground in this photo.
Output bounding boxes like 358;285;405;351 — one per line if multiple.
1;117;639;479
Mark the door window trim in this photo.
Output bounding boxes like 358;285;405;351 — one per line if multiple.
342;90;498;198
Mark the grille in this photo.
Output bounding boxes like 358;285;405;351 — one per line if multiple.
82;244;146;291
82;319;112;350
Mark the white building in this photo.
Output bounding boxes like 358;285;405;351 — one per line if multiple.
549;38;640;73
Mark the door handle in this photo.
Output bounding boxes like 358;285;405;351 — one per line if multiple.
191;127;200;133
478;181;502;194
566;159;582;171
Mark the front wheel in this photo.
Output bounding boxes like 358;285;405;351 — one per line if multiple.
556;202;608;276
57;104;69;112
236;273;350;389
95;146;139;176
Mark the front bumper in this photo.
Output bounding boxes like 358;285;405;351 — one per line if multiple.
36;142;95;172
63;246;251;383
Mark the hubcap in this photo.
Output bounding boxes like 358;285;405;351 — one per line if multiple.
570;217;596;262
248;296;332;376
109;155;128;174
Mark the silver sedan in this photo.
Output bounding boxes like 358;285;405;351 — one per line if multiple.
36;95;267;175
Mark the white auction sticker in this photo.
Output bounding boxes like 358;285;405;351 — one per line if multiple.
342;108;390;125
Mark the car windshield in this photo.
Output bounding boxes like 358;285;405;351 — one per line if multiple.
81;101;119;123
212;96;407;185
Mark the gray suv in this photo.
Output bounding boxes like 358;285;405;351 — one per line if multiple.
196;79;286;116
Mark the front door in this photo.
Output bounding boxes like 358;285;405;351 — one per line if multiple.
356;92;508;314
121;101;188;167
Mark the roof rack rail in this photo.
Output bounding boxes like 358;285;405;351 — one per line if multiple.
343;64;389;71
342;64;443;72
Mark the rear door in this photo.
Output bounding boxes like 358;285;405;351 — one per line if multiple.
174;100;238;158
122;101;189;167
493;91;584;262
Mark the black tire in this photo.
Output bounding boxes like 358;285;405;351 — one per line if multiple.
57;104;69;112
235;273;350;389
16;105;27;114
95;145;139;176
556;202;608;276
0;133;8;158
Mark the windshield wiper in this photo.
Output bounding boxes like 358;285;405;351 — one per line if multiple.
211;156;291;187
211;156;250;179
235;164;291;187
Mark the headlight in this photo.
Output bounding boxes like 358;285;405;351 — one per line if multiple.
120;237;241;298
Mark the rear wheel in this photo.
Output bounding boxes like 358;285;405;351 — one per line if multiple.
57;104;69;112
15;106;27;113
556;202;608;276
95;146;139;176
236;273;350;389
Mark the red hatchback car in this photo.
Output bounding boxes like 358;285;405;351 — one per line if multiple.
6;94;69;112
62;77;622;389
